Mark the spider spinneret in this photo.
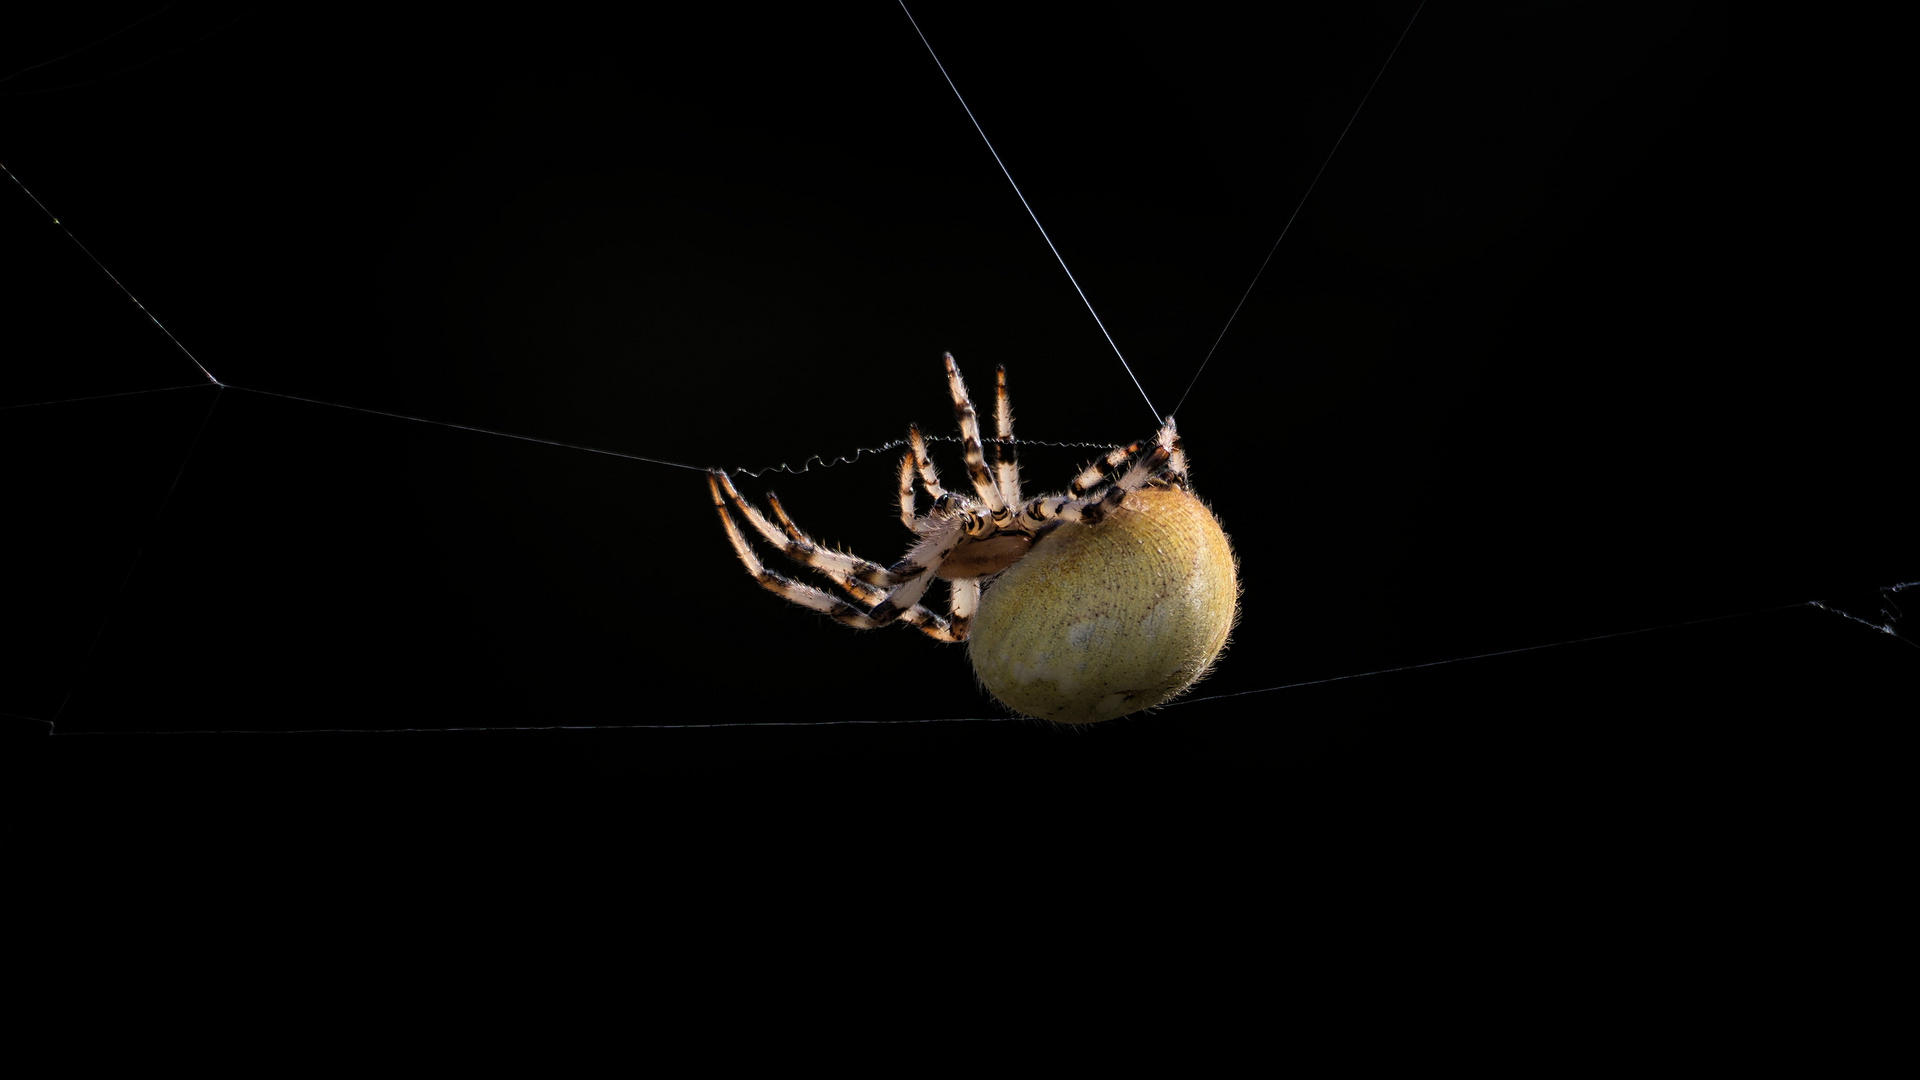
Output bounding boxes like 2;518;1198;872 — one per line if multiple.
708;353;1238;724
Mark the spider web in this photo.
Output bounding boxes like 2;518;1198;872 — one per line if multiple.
5;4;1911;803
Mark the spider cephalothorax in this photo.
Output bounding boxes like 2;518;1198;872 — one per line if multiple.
709;354;1238;723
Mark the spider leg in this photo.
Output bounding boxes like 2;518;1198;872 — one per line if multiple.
1026;420;1183;528
1160;416;1190;488
764;490;911;588
906;423;948;503
897;452;920;532
1067;439;1144;497
1107;417;1181;494
991;364;1022;508
798;557;966;644
708;471;958;639
944;353;1009;518
709;472;897;628
712;470;914;588
752;429;988;640
803;549;974;643
903;604;965;642
864;515;969;625
946;577;979;641
802;563;964;643
1011;437;1142;530
805;544;973;644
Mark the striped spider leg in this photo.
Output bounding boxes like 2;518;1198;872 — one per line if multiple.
763;486;980;642
708;469;966;641
1013;417;1187;531
710;354;1193;643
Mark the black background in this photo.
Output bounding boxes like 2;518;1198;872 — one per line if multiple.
4;3;1910;839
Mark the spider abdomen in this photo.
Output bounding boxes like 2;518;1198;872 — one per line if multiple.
968;485;1239;724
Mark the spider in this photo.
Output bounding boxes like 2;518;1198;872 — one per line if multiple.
708;353;1239;724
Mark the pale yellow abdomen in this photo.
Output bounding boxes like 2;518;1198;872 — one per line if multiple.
968;486;1239;724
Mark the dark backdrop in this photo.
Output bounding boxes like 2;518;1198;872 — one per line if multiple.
5;5;1910;836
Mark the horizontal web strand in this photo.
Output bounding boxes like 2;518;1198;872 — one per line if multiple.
28;590;1910;733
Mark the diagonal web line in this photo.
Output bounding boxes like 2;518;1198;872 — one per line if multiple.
51;385;226;723
1171;0;1427;418
3;160;217;384
896;0;1163;427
